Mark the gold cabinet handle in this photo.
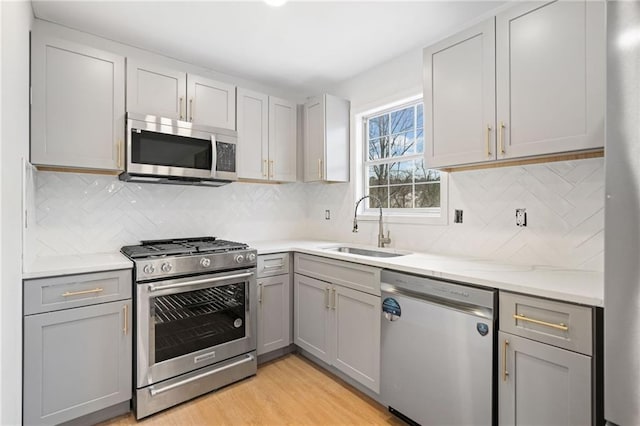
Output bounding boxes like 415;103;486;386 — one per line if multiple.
123;303;128;335
503;338;509;381
269;160;274;179
331;288;336;310
318;158;322;180
325;286;330;309
513;314;569;331
189;98;194;122
179;97;184;120
258;282;263;304
62;287;104;297
499;121;505;155
486;125;492;157
263;159;268;178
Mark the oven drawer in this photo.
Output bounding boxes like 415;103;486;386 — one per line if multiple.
257;253;290;278
499;292;592;355
24;269;132;315
294;253;381;295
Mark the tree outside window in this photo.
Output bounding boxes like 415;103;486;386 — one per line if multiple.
365;101;440;211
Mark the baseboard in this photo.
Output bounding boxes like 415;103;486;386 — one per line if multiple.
59;400;131;426
295;346;384;406
257;344;296;365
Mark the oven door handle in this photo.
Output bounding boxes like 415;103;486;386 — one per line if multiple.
148;353;255;397
147;272;254;293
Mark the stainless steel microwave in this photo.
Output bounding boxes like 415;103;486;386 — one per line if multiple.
119;113;237;186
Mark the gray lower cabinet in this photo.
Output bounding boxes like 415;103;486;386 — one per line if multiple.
257;274;291;356
24;300;132;425
293;272;381;393
499;332;591;426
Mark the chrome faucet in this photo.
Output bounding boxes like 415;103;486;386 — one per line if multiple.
352;195;391;248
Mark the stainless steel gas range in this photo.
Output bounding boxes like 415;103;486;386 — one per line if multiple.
121;237;258;419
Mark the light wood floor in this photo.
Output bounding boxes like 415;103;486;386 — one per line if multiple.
100;354;403;425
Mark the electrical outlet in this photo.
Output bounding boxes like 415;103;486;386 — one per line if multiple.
325;209;331;220
454;209;463;224
516;209;527;227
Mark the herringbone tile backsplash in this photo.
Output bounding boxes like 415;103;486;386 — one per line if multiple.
28;158;604;271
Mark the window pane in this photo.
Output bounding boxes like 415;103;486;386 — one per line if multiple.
389;185;413;208
416;129;424;154
368;136;390;160
368;187;388;208
390;106;414;134
390;131;415;157
415;183;440;207
368;115;389;139
417;103;424;129
368;164;388;186
415;159;440;183
389;161;413;185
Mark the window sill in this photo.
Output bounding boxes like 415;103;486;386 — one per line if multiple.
356;212;447;226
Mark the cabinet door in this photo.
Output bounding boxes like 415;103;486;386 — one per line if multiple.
294;274;331;363
24;300;132;426
423;18;496;168
31;35;125;170
303;96;326;182
269;96;297;182
126;60;186;120
332;285;381;393
257;274;291;355
499;332;591;426
496;0;605;159
187;74;236;130
237;88;269;180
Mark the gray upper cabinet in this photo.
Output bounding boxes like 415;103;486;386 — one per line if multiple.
31;34;125;171
127;61;236;130
496;0;605;159
423;0;605;169
126;60;187;120
424;18;496;168
303;94;349;182
237;89;297;182
499;332;591;426
23;299;132;426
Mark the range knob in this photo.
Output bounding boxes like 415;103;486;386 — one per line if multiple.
247;253;256;262
142;264;155;275
200;258;211;268
234;254;245;264
161;262;173;273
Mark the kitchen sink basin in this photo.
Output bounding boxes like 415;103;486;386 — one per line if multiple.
326;246;409;258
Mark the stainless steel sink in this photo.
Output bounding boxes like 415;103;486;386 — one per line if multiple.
326;246;409;258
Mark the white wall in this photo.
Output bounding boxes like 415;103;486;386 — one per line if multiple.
1;1;32;424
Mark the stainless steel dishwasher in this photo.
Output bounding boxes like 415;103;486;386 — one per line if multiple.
380;270;496;426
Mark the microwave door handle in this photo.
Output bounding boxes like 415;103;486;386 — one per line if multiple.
211;135;217;178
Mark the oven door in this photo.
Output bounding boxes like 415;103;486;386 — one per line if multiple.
136;269;256;388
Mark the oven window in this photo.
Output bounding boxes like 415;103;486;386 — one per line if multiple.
153;283;246;363
131;130;212;170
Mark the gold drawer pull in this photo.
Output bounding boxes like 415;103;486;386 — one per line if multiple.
62;287;104;297
513;314;568;331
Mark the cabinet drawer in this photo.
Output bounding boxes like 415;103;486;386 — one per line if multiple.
500;292;592;355
257;253;290;278
294;253;381;295
24;269;132;315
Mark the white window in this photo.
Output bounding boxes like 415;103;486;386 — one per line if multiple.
363;100;442;214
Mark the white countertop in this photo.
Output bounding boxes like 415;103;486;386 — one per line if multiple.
23;252;133;279
22;240;603;306
248;239;604;307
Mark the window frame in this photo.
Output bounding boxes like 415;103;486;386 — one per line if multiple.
354;93;448;225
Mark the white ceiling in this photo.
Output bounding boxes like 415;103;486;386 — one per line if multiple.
31;1;505;96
